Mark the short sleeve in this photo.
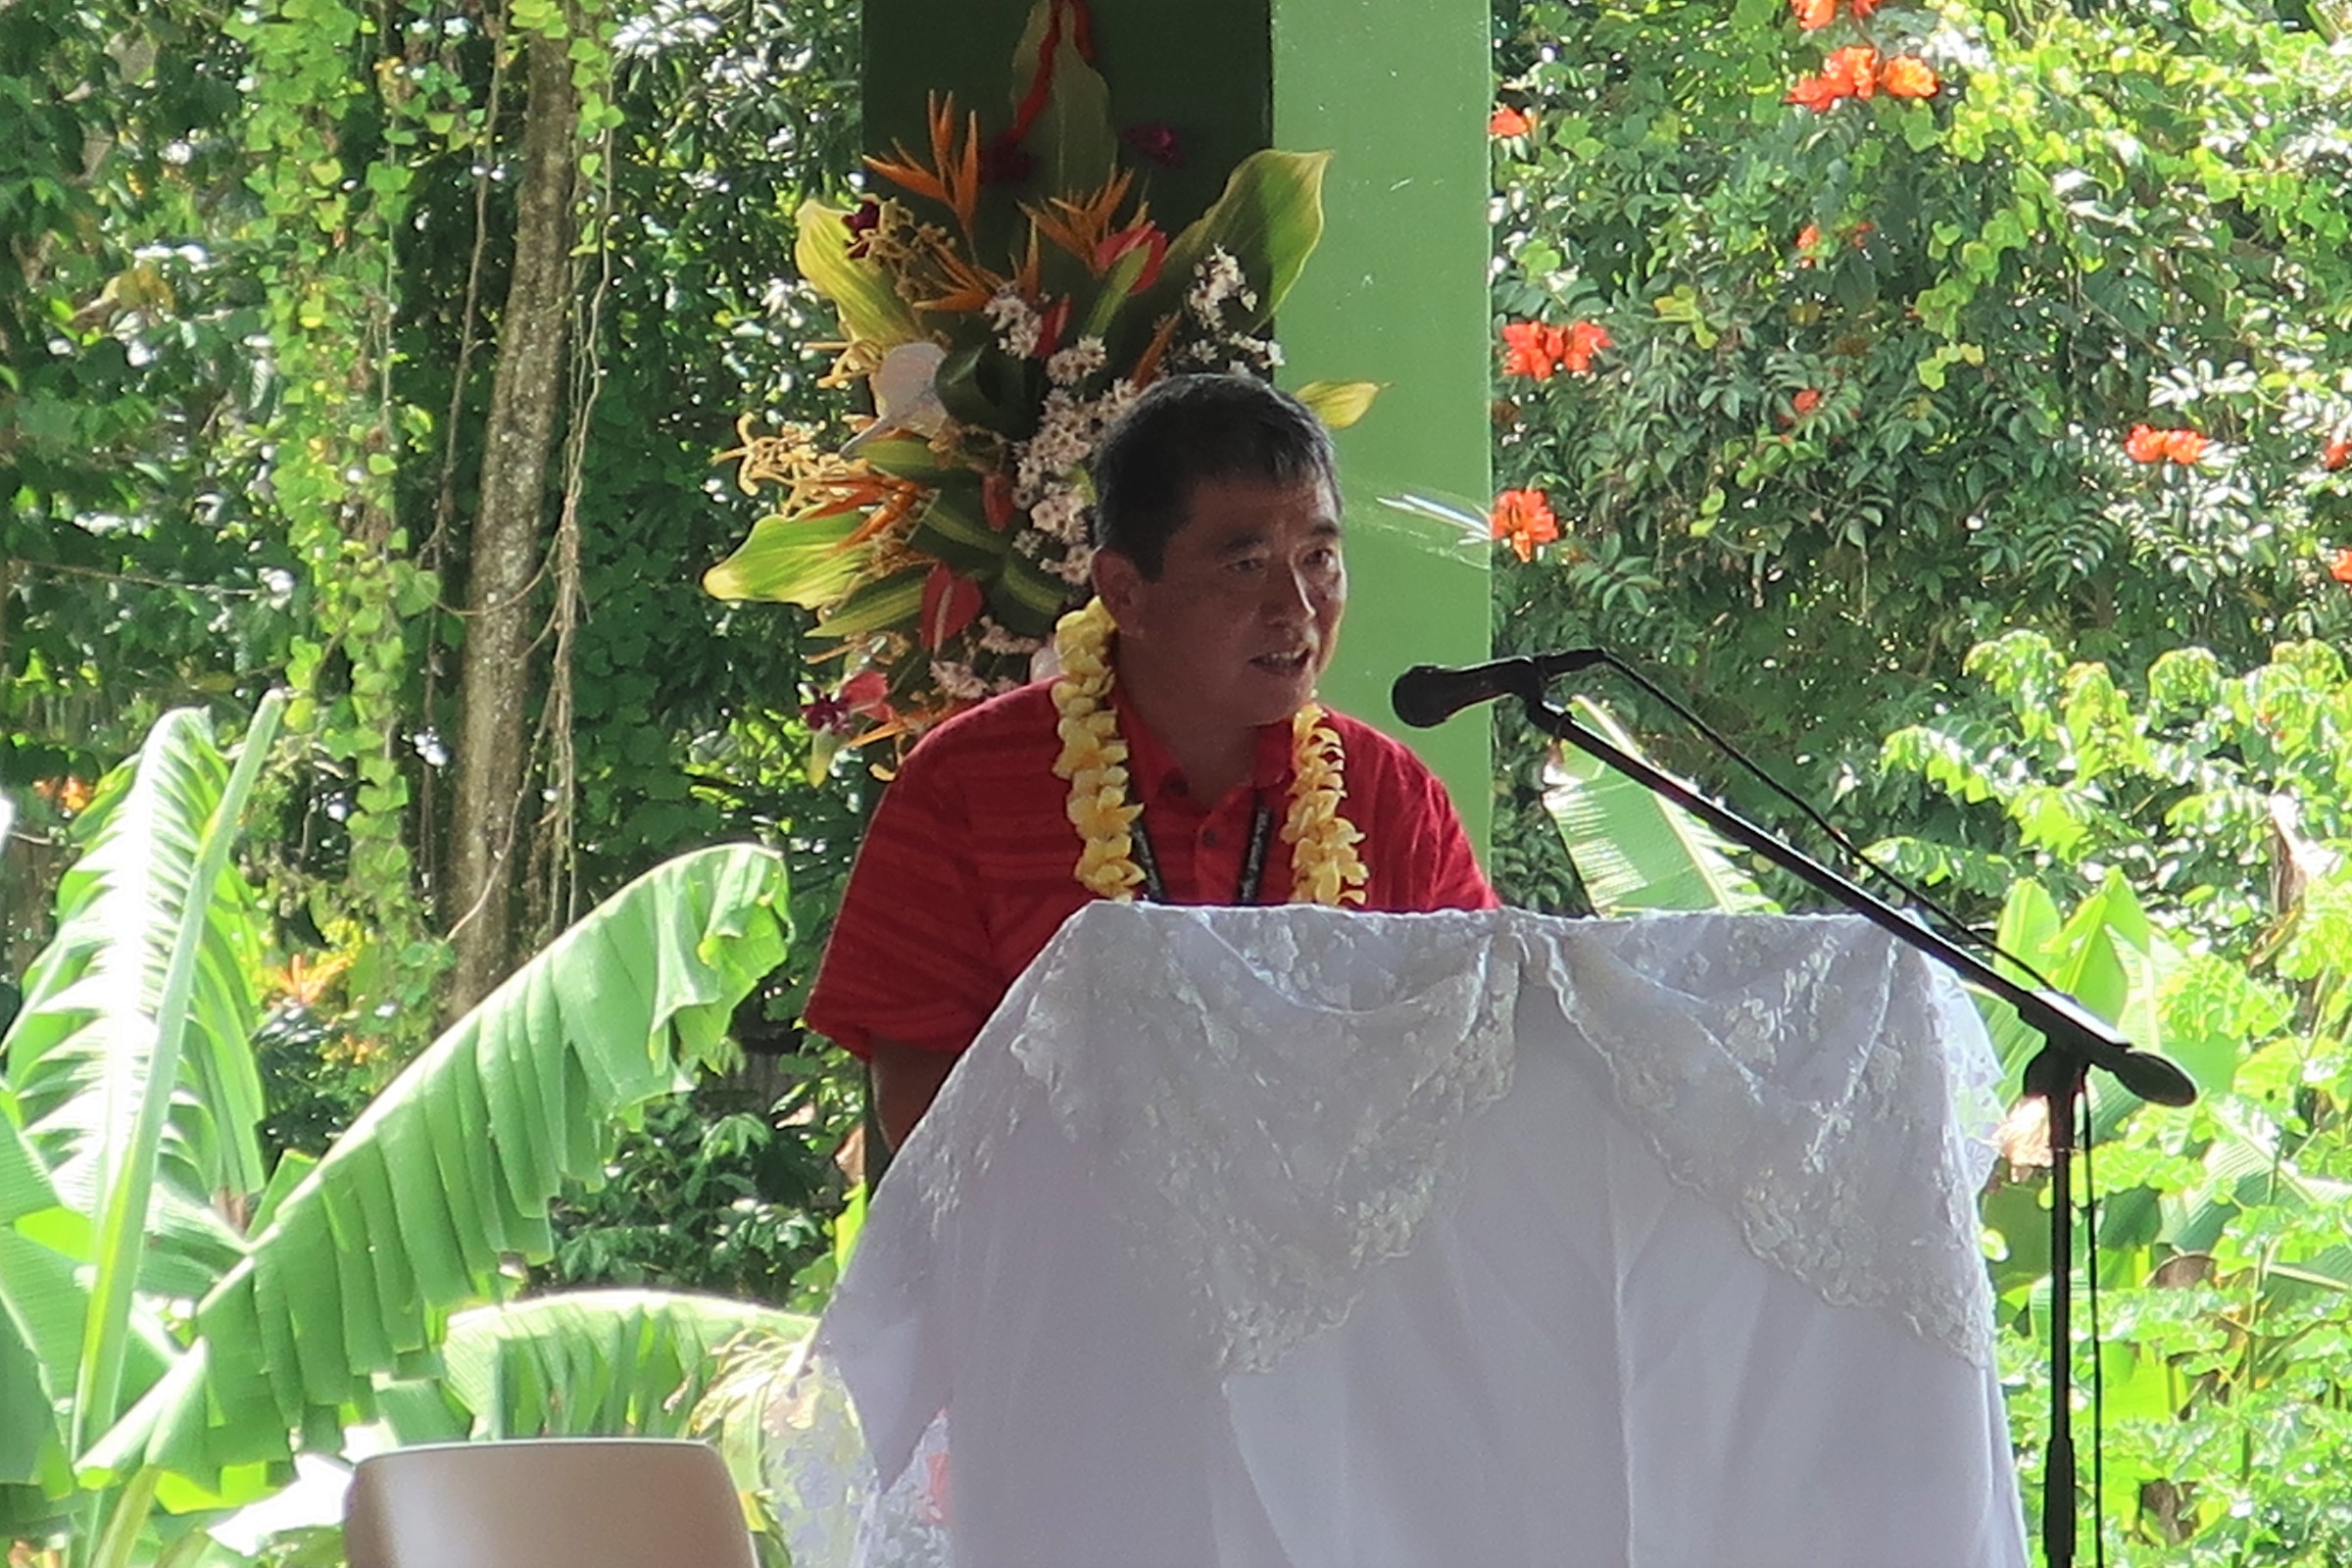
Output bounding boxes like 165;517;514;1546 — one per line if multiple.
805;740;1004;1059
1409;765;1501;912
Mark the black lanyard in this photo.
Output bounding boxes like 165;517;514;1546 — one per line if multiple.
1128;796;1277;905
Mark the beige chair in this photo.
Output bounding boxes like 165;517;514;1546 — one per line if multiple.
343;1438;760;1568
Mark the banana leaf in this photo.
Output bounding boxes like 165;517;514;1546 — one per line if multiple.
385;1289;815;1443
1542;697;1774;915
89;844;792;1492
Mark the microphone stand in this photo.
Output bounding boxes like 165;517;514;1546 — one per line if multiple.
1496;677;2193;1568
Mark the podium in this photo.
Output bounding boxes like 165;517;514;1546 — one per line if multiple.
773;905;2029;1568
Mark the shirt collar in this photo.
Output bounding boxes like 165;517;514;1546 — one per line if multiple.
1110;683;1294;806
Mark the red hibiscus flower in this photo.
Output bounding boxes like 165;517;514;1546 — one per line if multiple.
2325;435;2350;471
1792;387;1824;417
2330;547;2352;585
1492;489;1561;563
1790;0;1837;31
1491;105;1534;137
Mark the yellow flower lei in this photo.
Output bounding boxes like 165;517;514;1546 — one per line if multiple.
1050;598;1368;906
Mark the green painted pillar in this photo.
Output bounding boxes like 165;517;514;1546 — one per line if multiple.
1271;1;1493;849
860;0;1493;850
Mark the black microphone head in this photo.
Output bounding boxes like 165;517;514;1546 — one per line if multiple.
1391;665;1456;728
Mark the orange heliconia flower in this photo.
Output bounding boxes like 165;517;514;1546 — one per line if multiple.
1493;488;1561;563
1561;319;1613;374
2325;435;2351;471
1491;105;1534;137
2126;424;2208;465
2330;547;2352;585
1881;56;1940;98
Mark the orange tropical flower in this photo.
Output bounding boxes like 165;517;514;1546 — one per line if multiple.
2127;424;2208;465
1795;222;1822;254
1792;387;1824;417
1500;319;1568;379
1490;105;1534;137
1561;320;1612;373
1788;45;1880;110
2331;547;2352;585
2325;435;2350;471
1880;56;1940;99
1849;0;1882;16
1493;488;1561;563
1790;0;1837;30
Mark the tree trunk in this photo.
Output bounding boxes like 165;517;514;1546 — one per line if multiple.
444;25;577;1018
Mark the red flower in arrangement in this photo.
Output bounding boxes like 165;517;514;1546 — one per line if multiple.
2330;547;2352;585
983;471;1019;529
2325;435;2351;471
1561;319;1613;374
840;669;896;721
919;563;984;651
1880;56;1941;99
1120;121;1185;168
1493;488;1561;563
842;200;883;259
1490;105;1535;137
1095;221;1169;292
2126;423;2209;465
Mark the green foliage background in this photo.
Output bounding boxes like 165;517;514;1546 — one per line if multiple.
1491;0;2352;1557
11;0;2352;1558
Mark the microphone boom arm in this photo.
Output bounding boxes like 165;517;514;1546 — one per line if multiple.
1519;695;2194;1107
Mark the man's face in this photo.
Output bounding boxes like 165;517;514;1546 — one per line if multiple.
1099;473;1347;732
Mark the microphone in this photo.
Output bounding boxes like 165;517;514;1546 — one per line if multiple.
1391;651;1606;728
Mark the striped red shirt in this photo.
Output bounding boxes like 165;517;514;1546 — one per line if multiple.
807;680;1498;1059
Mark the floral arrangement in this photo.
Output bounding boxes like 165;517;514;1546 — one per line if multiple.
706;0;1373;760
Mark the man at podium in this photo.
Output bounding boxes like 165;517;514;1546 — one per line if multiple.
808;373;1497;1148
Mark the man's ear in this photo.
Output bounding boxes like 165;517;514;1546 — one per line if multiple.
1093;548;1146;631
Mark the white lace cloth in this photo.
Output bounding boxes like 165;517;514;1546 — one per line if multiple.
774;906;2026;1568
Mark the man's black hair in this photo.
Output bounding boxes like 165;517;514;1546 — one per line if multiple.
1090;373;1337;578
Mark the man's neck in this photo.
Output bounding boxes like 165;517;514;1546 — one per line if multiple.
1116;662;1256;803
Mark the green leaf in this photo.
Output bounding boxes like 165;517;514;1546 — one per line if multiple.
905;485;1010;576
1145;149;1330;336
90;845;793;1487
814;566;928;641
3;697;282;1468
408;1289;814;1442
794;199;922;349
1542;698;1775;915
1292;379;1384;430
701;510;864;608
1012;2;1115;198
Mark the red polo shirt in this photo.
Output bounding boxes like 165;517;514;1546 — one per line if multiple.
807;680;1498;1059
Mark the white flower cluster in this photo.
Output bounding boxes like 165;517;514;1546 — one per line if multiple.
928;659;991;702
1186;246;1257;325
1046;335;1107;387
977;617;1043;656
1049;544;1098;585
984;287;1041;359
